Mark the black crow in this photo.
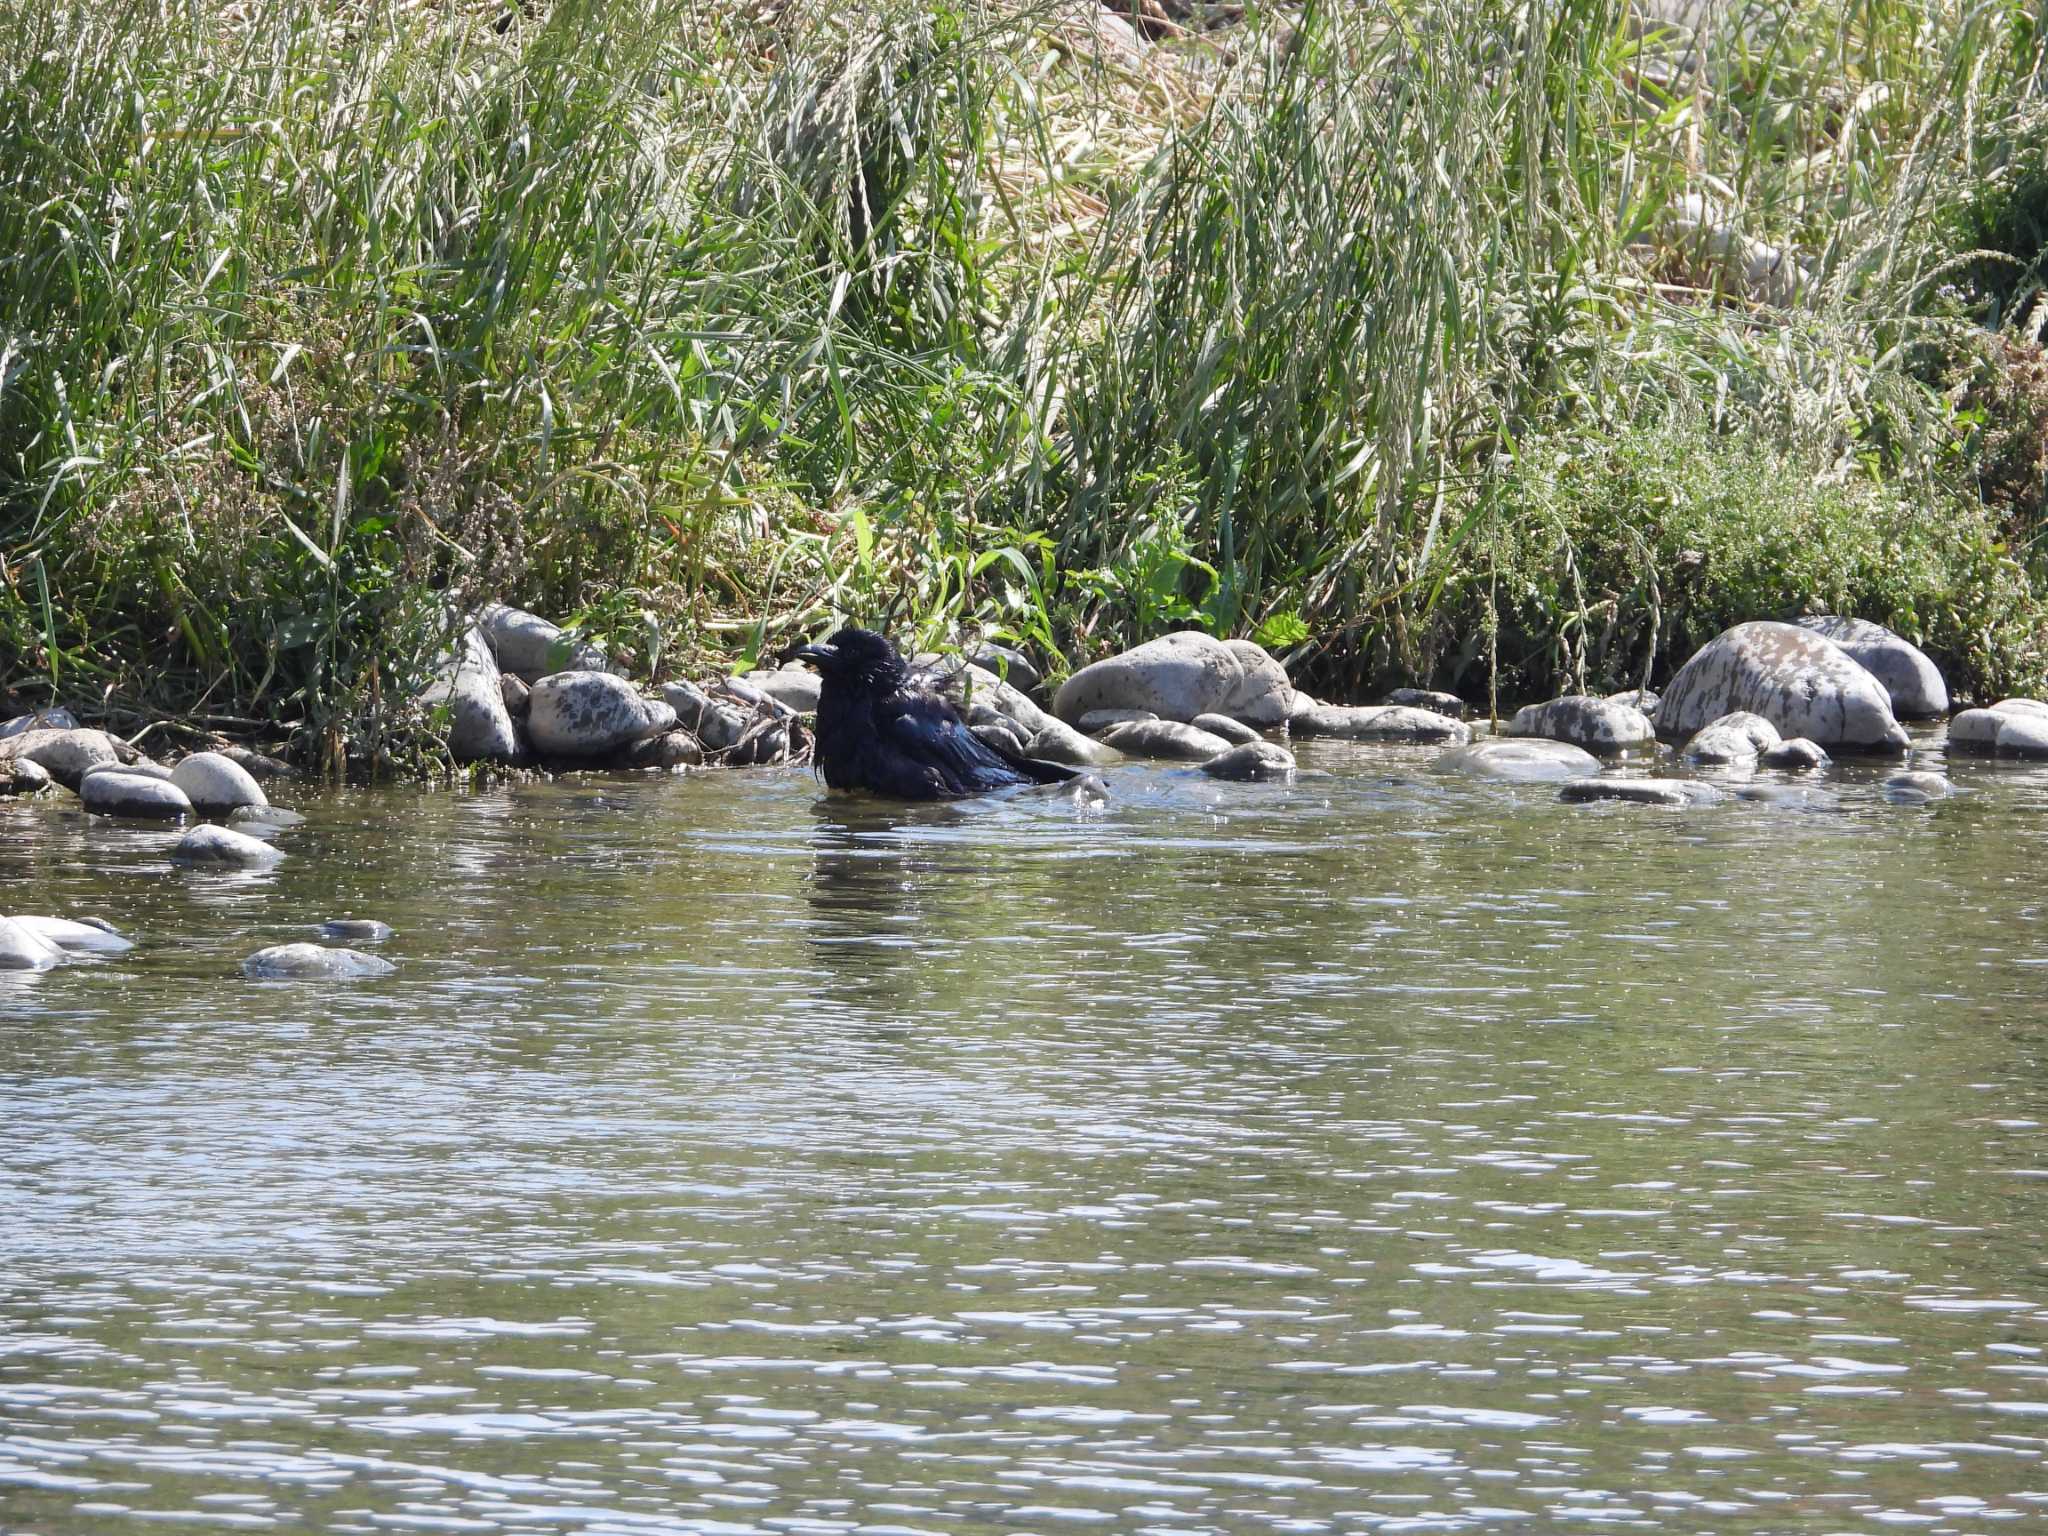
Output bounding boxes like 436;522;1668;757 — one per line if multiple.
791;627;1080;800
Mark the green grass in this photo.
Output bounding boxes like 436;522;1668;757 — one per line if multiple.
2;0;2047;765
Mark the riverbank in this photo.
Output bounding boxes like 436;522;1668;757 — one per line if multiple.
5;0;2048;770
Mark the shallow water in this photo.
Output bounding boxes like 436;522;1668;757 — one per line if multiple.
5;731;2048;1534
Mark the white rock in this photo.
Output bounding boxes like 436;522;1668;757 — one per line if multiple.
479;603;608;683
83;760;173;782
1794;616;1948;718
243;943;394;980
172;824;285;868
80;770;193;820
9;916;133;954
0;915;67;972
170;751;268;814
527;672;676;757
1682;710;1782;765
1434;738;1601;781
1506;695;1656;753
1949;700;2048;758
1291;705;1470;744
1054;632;1244;724
422;624;524;763
1658;622;1908;753
1219;640;1295;727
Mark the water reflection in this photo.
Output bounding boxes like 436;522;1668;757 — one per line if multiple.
3;747;2048;1533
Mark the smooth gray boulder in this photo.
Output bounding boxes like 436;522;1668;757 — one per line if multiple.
422;624;523;763
1884;770;1955;802
1759;737;1829;770
1099;719;1236;761
80;770;193;820
244;943;394;980
4;758;53;795
1199;741;1297;781
479;603;608;683
1077;708;1159;734
1191;713;1260;746
1605;688;1660;716
1385;688;1466;718
2;727;122;790
170;752;268;814
82;759;173;783
320;919;394;943
746;667;822;714
1794;616;1948;718
1948;699;2048;758
10;916;133;954
0;708;78;739
1025;719;1122;769
528;672;675;758
1657;622;1908;753
1681;711;1782;765
1054;632;1244;724
172;824;285;868
0;916;66;972
1219;640;1295;727
1560;777;1722;807
1434;738;1601;781
1291;705;1470;744
1506;695;1656;753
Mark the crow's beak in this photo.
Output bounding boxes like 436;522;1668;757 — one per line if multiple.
790;642;838;670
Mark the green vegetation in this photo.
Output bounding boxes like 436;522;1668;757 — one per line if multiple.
4;0;2048;766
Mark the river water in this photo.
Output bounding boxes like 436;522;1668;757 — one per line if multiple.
4;734;2048;1534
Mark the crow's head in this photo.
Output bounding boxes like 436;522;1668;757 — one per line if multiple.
790;626;906;692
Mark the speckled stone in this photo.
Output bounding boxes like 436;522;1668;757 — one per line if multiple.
1658;622;1907;753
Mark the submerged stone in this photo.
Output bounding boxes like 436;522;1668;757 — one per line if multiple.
320;919;394;943
0;915;66;972
1433;738;1600;782
172;824;285;868
243;943;395;980
1884;770;1955;803
9;915;134;954
1559;776;1722;807
1199;741;1297;781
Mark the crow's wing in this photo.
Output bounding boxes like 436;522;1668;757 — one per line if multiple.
879;688;1076;794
